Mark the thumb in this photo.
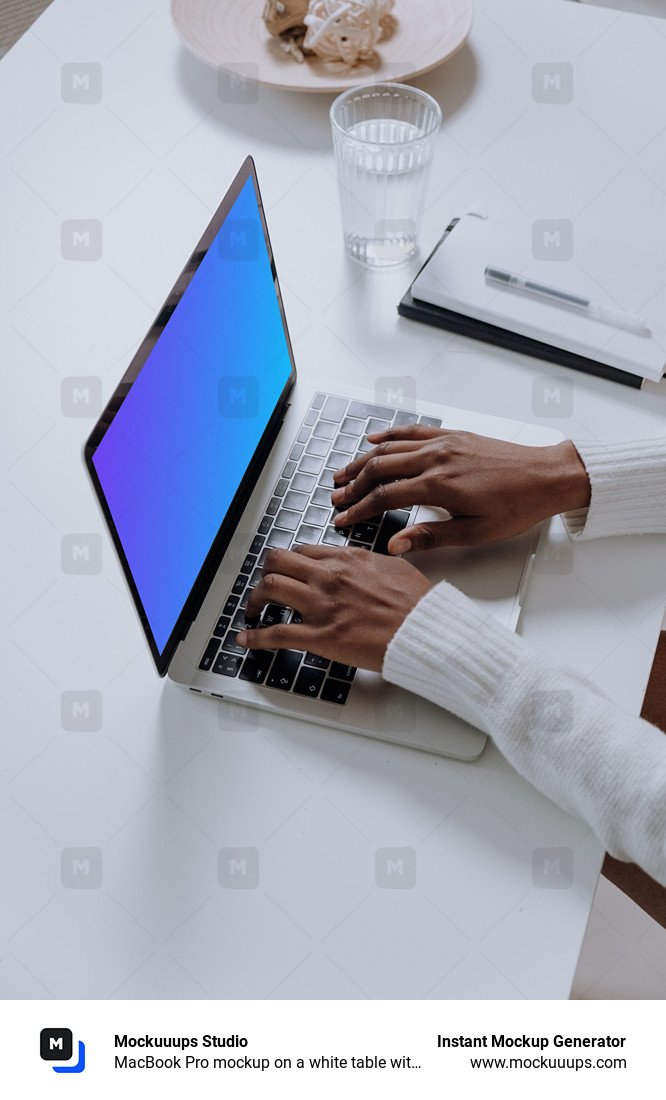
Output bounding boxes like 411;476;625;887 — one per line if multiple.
389;518;482;554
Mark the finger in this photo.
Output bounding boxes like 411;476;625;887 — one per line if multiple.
389;518;484;554
366;424;446;444
291;543;369;561
245;573;313;620
332;440;423;487
236;621;317;653
331;450;425;510
261;546;323;584
333;478;424;527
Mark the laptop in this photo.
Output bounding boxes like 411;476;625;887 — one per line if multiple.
84;157;561;761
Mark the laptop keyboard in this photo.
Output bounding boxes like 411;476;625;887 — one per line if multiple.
197;392;442;705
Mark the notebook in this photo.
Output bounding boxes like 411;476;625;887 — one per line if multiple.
403;200;666;388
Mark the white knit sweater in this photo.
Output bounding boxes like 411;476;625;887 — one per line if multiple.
383;438;666;886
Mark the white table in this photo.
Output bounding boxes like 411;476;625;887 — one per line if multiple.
2;0;666;1000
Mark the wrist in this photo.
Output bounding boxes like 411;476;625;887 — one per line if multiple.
544;441;591;514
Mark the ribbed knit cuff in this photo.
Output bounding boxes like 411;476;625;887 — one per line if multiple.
562;438;666;540
383;580;529;732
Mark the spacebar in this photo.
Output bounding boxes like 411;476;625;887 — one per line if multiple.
373;510;411;555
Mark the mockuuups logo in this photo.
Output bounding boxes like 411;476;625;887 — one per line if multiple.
40;1028;86;1073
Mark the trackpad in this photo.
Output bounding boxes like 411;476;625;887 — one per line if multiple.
403;506;537;628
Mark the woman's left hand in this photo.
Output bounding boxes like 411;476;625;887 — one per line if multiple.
236;544;432;672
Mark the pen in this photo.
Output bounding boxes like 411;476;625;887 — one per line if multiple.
484;265;650;334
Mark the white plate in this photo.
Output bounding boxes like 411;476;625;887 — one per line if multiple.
171;0;474;92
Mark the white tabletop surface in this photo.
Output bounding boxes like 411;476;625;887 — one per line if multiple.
2;0;666;1000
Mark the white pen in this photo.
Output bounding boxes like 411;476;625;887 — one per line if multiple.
484;265;651;334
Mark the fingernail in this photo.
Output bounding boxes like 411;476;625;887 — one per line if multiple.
335;510;348;525
391;536;411;554
331;487;343;501
236;632;247;645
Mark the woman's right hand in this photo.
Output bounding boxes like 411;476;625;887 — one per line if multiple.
331;427;591;554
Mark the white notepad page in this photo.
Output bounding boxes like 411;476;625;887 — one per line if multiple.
412;201;666;383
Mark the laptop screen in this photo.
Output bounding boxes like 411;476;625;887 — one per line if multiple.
86;160;295;670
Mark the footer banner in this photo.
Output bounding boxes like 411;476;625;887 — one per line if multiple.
3;999;656;1098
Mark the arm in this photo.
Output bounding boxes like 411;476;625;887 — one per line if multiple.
384;580;666;887
237;546;666;887
562;437;666;540
331;428;666;550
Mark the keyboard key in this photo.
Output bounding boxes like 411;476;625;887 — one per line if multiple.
239;650;274;684
341;416;364;436
282;459;297;479
240;554;256;574
357;438;373;453
274;477;289;497
320;395;348;422
299;454;323;475
275;508;300;531
348;400;394;420
223;595;238;617
304;409;317;426
321;678;351;704
262;604;291;627
290;443;304;461
326;450;349;470
258;548;271;567
258;516;272;536
266;528;292;549
366;417;391;434
222;630;247;656
231;575;246;596
291;471;316;494
266;496;280;516
295;525;321;545
393;410;419;427
249;535;264;556
419;415;442;427
304;652;330;669
239;586;254;610
329;662;357;682
304;505;329;527
318;469;335;489
305;436;330;458
213;615;231;637
322;525;349;546
291;610;303;624
297;426;311;444
334;433;357;453
313;419;337;440
311;392;325;409
267;649;303;691
212;651;243;677
350;522;379;544
294;666;326;698
198;638;219;672
283;489;309;512
231;610;247;632
312;486;334;508
374;510;411;555
250;567;263;586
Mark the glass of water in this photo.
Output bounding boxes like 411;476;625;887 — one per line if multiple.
330;82;442;267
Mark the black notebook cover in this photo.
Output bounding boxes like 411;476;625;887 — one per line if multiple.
398;221;644;390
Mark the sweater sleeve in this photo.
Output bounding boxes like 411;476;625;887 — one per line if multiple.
562;437;666;540
383;580;666;886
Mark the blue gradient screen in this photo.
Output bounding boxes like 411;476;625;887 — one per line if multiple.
92;176;293;654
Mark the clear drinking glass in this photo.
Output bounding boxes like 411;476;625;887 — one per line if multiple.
330;82;442;267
